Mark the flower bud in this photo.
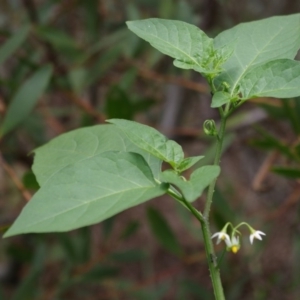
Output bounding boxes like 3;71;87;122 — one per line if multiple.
203;120;218;137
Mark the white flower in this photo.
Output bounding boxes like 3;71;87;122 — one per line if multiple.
249;230;266;244
225;236;240;254
211;231;230;245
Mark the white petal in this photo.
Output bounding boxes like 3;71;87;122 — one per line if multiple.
256;231;266;236
222;234;230;244
211;232;220;239
255;233;263;240
249;234;254;244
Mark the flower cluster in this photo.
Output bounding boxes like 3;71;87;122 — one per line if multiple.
211;222;266;254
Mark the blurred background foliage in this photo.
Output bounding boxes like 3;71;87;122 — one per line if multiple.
0;0;300;299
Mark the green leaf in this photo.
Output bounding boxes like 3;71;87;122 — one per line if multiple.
272;167;300;179
161;166;220;202
32;124;162;186
0;65;53;136
107;119;184;168
146;206;182;256
175;156;204;173
4;152;167;237
240;59;300;99
126;18;213;72
214;14;300;95
0;26;30;66
211;91;231;108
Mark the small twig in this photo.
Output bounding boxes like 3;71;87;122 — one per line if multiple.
0;153;31;202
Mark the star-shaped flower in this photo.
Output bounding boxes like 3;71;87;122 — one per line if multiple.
249;230;266;244
211;231;230;245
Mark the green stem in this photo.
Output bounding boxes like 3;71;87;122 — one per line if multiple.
204;114;227;218
202;113;228;299
166;188;204;223
168;189;225;299
201;220;225;300
167;111;228;299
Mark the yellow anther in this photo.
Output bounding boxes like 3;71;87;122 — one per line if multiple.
231;246;239;254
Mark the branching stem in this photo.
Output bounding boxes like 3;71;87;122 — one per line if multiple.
167;107;229;299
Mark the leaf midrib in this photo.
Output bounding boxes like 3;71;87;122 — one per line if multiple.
230;26;284;96
18;184;159;231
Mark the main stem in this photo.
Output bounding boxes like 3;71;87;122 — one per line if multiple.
167;112;228;299
202;114;227;300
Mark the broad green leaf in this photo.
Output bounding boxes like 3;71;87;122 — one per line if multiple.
0;26;30;66
272;167;300;179
239;59;300;99
175;156;204;173
126;18;213;72
214;14;300;95
32;124;162;186
107;119;184;168
147;206;182;256
211;91;231;108
161;166;220;202
0;65;53;136
4;152;167;237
